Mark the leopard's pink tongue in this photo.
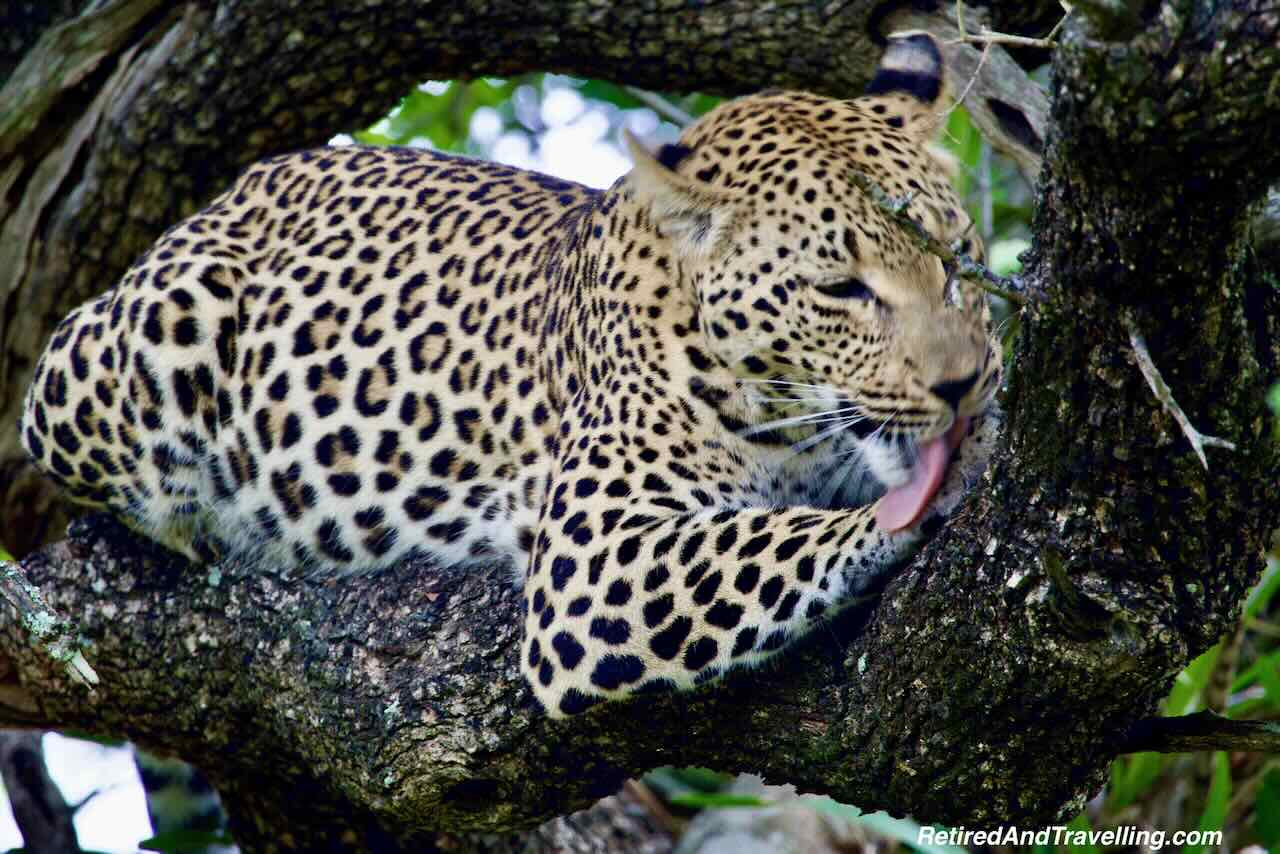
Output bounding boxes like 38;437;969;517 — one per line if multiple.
875;417;970;533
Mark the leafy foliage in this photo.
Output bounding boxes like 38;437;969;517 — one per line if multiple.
354;76;717;187
138;830;236;853
355;78;522;152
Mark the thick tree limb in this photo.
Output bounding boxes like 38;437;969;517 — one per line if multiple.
0;1;1277;851
0;513;1189;849
0;1;89;79
0;0;166;160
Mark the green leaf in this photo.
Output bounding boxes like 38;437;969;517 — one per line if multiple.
139;830;236;853
1253;660;1280;709
642;766;732;802
1063;812;1099;854
56;730;126;748
352;129;396;146
942;107;981;198
667;792;770;809
681;93;723;119
576;80;646;111
1107;751;1166;810
1230;647;1280;695
1255;767;1280;845
1244;556;1280;619
1183;752;1230;854
1268;382;1280;415
1240;647;1280;710
669;766;733;792
1164;644;1220;716
988;238;1031;276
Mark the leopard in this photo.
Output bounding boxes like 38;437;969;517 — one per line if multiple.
20;32;1001;717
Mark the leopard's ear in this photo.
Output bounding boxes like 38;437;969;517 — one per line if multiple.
864;31;950;137
624;130;734;259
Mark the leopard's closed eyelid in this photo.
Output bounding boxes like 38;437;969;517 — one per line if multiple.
814;277;876;301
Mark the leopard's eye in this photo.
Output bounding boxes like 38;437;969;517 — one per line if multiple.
815;278;874;300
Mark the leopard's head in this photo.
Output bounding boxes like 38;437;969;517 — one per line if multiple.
627;33;1001;526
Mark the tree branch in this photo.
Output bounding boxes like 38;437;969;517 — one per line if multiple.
1122;711;1280;755
889;3;1049;183
0;0;166;160
0;560;97;689
1123;313;1238;470
846;168;1035;304
0;510;1211;847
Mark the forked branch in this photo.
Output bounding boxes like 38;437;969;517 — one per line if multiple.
846;168;1034;305
1124;313;1237;471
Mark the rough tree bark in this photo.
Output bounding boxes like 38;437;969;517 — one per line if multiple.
0;1;1277;852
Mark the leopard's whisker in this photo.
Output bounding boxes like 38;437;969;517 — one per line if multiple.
816;457;862;507
755;396;843;404
783;418;858;456
737;379;837;392
772;412;871;467
740;406;863;436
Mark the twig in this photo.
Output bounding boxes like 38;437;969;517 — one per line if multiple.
0;560;98;689
949;29;1064;49
845;168;1032;305
950;0;1067;50
948;37;993;117
946;0;995;114
1245;616;1280;639
622;86;695;128
1227;757;1280;826
623;779;684;838
1123;312;1237;470
1121;710;1280;754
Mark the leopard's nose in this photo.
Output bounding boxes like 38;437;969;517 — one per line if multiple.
930;370;979;412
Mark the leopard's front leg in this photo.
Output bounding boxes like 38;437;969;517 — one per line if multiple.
525;500;935;716
522;408;999;717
